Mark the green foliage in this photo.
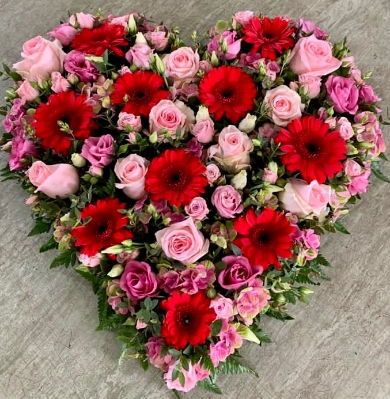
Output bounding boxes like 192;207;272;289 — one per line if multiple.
198;377;222;394
49;250;77;268
371;161;390;183
334;221;350;234
28;218;52;236
266;308;294;321
39;236;57;253
217;355;259;378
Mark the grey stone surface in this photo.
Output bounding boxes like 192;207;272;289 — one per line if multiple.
0;0;389;398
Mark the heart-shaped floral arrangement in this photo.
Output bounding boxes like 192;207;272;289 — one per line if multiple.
1;9;388;395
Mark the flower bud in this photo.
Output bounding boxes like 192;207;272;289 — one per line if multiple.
71;153;86;168
211;51;219;67
154;54;165;75
196;105;210;122
128;14;137;34
107;263;124;278
206;287;217;299
238;113;257;133
149;131;158;143
231;170;247;190
135;32;147;44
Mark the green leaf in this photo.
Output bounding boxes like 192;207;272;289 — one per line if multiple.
28;219;52;236
217;355;259;378
265;308;294;321
316;253;332;267
103;170;116;196
97;287;108;325
211;319;223;336
181;356;189;371
39;236;57;253
371;162;390;183
49;250;77;269
178;371;185;387
333;221;350;234
172;389;181;399
75;266;101;291
197;377;222;394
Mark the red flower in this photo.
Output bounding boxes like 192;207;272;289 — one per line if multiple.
145;148;208;207
274;116;347;184
233;208;294;270
111;71;169;116
71;22;128;57
242;16;295;60
199;66;257;124
161;291;216;350
71;197;133;257
32;91;96;155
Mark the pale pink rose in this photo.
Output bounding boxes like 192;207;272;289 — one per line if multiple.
163;47;199;81
235;286;270;325
211;185;243;218
110;14;130;28
51;71;71;93
15;81;39;102
325;75;359;115
89;166;103;176
145;337;174;372
14;37;66;80
81;134;114;168
155;217;209;265
262;168;278;183
336;117;354;140
26;161;79;198
344;159;362;177
289;35;342;77
192;118;215;143
208;125;254;172
117;112;142;132
324;116;337;129
125;43;153;69
48;23;78;46
298;75;322;98
205;163;221;186
210;341;230;367
145;30;169;51
184;197;209;220
78;253;102;267
149;99;187;138
164;361;210;392
232;11;255;28
114;154;149;200
346;163;371;195
279;178;332;222
118;66;132;75
69;12;95;29
210;295;235;320
263;85;304;127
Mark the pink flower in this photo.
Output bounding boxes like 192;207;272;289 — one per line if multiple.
192;118;215;143
235;286;270;325
110;14;131;28
344;159;362;177
119;260;159;300
158;269;181;294
136;319;148;330
145;30;169;51
298;75;322;98
263;85;304;127
64;50;99;83
15;81;39;101
218;255;262;290
359;84;380;104
163;47;199;81
9;133;38;171
13;37;66;80
125;43;153;69
289;35;341;77
184;197;209;220
205;164;221;186
211;185;243;218
26;161;79;198
149;100;187;138
117;112;142;132
81;134;114;168
219;322;243;351
114;154;149;200
208;125;254;172
279;178;332;222
325;75;359;115
207;31;242;60
51;71;71;93
210;341;230;367
78;253;102;267
298;19;328;40
232;11;255;28
48;23;78;46
210;295;235;319
199;60;212;73
346;162;371;195
179;264;215;294
301;229;320;251
155;217;209;265
145;337;174;371
262;168;278;183
69;12;94;29
258;123;277;139
336;117;354;140
164;361;210;392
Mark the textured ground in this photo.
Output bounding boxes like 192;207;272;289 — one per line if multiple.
0;0;389;398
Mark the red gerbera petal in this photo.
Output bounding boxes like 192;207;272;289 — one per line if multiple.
71;197;133;257
161;291;216;350
71;22;128;57
233;208;294;270
199;66;257;124
111;71;169;117
242;16;296;60
145;148;208;207
32;91;96;155
274;116;347;184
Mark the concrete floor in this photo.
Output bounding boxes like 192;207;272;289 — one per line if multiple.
0;0;390;398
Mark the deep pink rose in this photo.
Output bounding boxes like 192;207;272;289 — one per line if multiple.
210;341;230;367
289;35;341;77
81;134;114;168
298;19;329;40
125;43;153;69
15;81;39;102
26;161;79;198
184;197;209;220
64;50;99;83
192;118;215;143
211;185;243;218
149;100;187;138
119;260;158;300
218;255;262;290
155;218;209;265
51;71;71;93
325;75;359;114
359;84;380;105
69;12;95;29
163;47;199;81
145;337;174;371
48;23;78;46
298;75;322;98
207;31;242;60
9;133;38;171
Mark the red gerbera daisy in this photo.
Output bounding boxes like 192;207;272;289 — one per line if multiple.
198;66;257;124
32;91;96;155
161;291;216;350
274;116;347;184
242;16;295;60
71;197;133;257
111;71;169;117
233;207;294;270
145;148;208;207
71;22;128;57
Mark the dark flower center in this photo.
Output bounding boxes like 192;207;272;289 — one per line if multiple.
130;88;151;104
162;165;189;191
176;306;197;329
95;220;113;241
215;83;237;104
296;131;325;159
250;225;273;248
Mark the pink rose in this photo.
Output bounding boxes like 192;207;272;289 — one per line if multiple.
165;361;210;392
262;168;278;183
210;295;235;319
26;161;79;198
298;19;328;40
279;178;332;221
125;43;153;69
346;163;370;195
232;11;255;28
207;31;242;60
145;30;169;51
192;118;215;143
163;47;199;81
336;117;354;140
64;50;99;83
211;185;243;218
210;341;230;367
149;99;187;138
51;71;71;93
114;154;149;200
298;75;322;98
81;134;114;168
359;84;380;105
15;81;39;102
69;12;95;29
218;255;262;290
48;23;78;46
119;260;158;300
344;159;363;176
78;253;102;267
155;217;209;265
110;15;130;28
263;85;304;127
205;164;221;186
208;125;254;172
184;197;209;220
235;286;270;325
325;75;359;115
14;37;66;80
289;35;341;77
145;337;174;371
117;112;142;132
